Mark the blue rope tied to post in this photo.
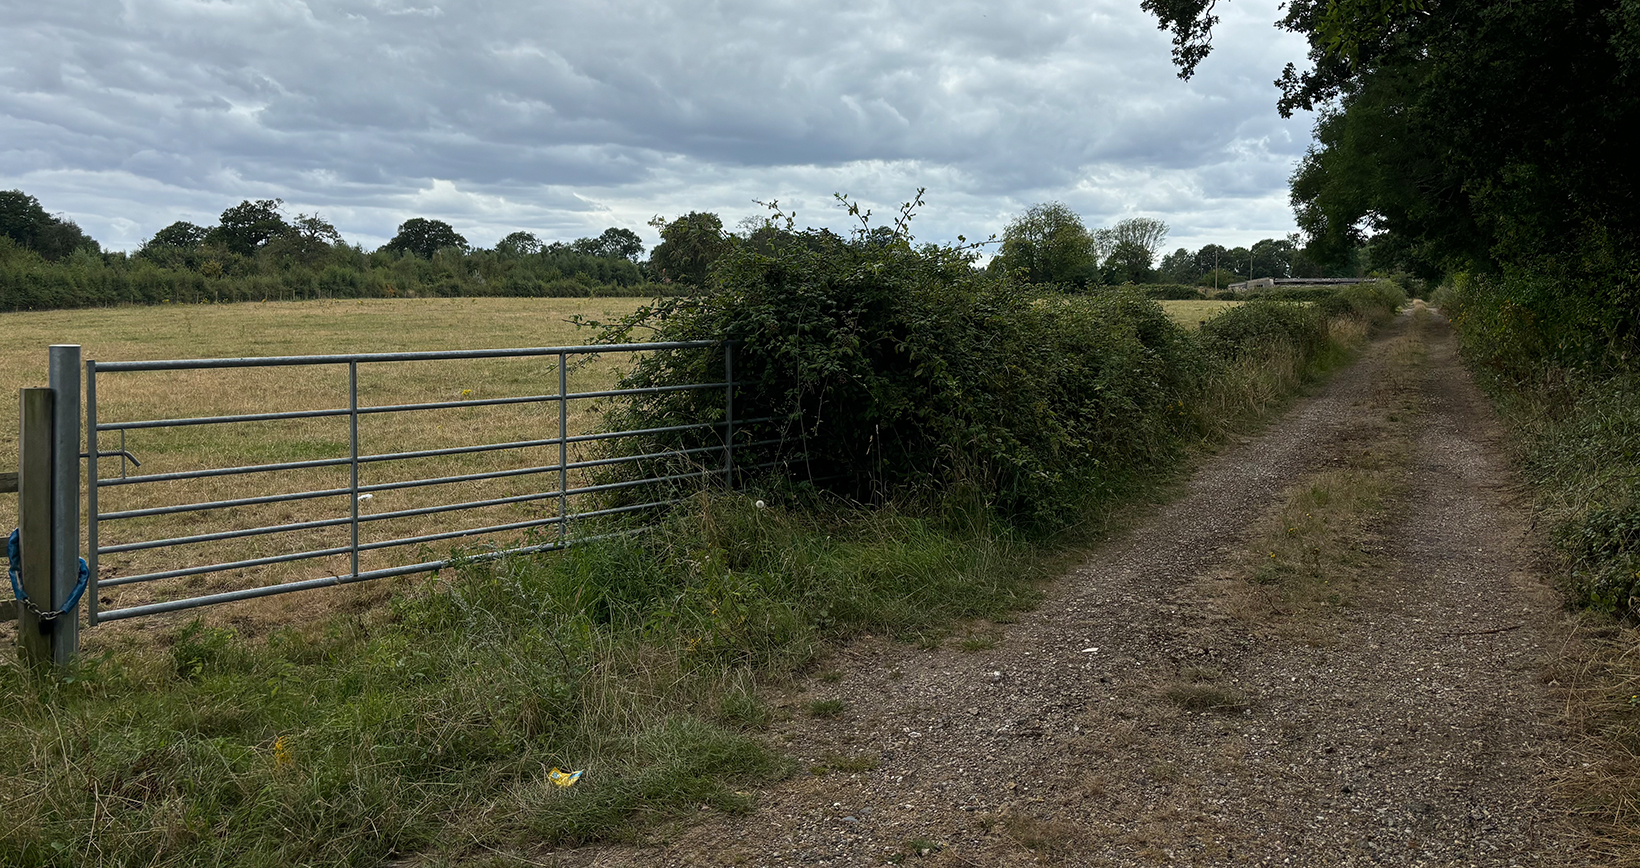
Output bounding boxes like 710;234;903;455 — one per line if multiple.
7;528;89;622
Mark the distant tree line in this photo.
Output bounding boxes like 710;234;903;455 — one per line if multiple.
0;194;668;312
645;201;1389;301
979;201;1373;290
1;190;1393;314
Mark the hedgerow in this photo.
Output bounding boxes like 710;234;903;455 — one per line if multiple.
1439;268;1640;616
1196;300;1329;363
1139;283;1204;300
0;236;672;311
589;212;1399;532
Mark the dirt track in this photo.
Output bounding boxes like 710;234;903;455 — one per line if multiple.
558;309;1589;867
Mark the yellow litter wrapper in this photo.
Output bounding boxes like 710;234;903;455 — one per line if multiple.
548;767;583;788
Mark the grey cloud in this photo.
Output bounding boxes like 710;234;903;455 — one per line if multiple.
2;0;1315;250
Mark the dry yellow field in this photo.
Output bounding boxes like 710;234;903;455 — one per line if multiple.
1158;298;1243;328
0;297;661;639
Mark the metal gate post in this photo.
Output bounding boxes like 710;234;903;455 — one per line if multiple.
85;360;98;625
49;345;80;664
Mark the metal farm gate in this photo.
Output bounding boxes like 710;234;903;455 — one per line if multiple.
7;340;759;666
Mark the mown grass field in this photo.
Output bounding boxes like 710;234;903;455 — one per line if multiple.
1159;298;1243;328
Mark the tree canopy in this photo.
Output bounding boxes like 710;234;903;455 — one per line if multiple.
146;221;209;250
384;218;469;259
990;202;1100;286
1145;0;1639;281
263;213;344;265
571;227;644;262
207;200;289;257
495;231;542;257
1099;217;1171;284
0;190;100;260
648;212;733;287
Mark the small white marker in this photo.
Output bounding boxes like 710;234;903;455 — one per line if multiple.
357;493;373;502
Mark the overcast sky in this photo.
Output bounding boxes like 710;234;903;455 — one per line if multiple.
0;0;1315;255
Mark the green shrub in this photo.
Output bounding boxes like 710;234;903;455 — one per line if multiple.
1243;286;1335;302
1563;503;1640;614
587;223;1202;530
1139;284;1204;300
1330;281;1407;323
1197;300;1329;363
1443;264;1635;381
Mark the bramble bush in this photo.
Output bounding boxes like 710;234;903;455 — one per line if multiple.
588;205;1397;532
1196;300;1329;363
587;205;1202;529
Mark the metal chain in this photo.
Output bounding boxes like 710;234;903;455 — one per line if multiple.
6;528;89;621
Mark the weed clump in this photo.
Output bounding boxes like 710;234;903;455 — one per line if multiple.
1163;684;1251;713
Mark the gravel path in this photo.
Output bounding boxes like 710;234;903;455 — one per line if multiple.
558;311;1589;867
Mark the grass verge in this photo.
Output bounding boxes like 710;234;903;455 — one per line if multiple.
0;496;1042;866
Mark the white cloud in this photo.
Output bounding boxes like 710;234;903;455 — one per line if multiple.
0;0;1314;252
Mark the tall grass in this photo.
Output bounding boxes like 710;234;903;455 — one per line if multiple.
0;496;1040;866
1472;366;1640;613
1187;291;1386;437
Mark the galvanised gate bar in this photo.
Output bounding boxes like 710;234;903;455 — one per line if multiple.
85;340;741;624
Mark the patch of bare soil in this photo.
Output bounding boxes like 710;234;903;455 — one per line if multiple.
552;310;1590;867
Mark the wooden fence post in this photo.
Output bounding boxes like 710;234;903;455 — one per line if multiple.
17;388;54;668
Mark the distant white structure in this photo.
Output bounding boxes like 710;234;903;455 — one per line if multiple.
1227;277;1381;292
